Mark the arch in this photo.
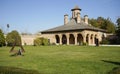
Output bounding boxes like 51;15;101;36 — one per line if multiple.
94;34;97;41
69;34;75;44
102;33;105;40
77;34;83;45
94;34;99;46
55;35;60;43
62;34;67;44
90;34;94;44
86;34;89;44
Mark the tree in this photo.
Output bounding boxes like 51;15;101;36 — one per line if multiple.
116;18;120;37
0;29;5;47
89;17;116;33
116;18;120;44
6;30;21;46
104;18;116;33
89;18;99;27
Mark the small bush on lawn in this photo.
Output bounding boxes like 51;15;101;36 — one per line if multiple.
100;38;110;44
34;37;49;46
82;42;88;46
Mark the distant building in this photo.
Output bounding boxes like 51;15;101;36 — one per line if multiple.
40;6;106;45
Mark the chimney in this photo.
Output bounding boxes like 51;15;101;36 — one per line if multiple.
84;15;88;24
64;14;68;25
77;12;81;23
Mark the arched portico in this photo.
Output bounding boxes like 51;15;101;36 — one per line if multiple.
54;31;102;45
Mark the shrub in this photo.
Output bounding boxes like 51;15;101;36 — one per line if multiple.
100;38;110;44
82;42;88;46
42;38;49;45
34;37;49;46
34;38;42;46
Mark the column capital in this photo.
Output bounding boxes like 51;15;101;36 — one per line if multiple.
65;33;70;37
58;34;62;38
73;33;77;37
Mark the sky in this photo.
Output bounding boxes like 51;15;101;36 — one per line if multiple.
0;0;120;34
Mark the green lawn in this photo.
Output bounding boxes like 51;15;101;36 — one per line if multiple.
0;46;120;74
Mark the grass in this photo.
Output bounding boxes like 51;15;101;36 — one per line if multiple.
0;46;120;74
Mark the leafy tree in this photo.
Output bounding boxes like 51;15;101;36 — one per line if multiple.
115;18;120;44
0;29;5;47
116;18;120;37
89;17;116;33
97;17;105;28
89;18;99;27
6;30;21;46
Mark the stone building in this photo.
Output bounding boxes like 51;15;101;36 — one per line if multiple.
21;35;36;45
40;6;106;45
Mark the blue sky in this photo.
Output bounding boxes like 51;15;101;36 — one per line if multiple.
0;0;120;34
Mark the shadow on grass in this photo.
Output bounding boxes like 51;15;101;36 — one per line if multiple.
101;60;120;74
108;67;120;74
0;66;40;74
10;53;25;57
101;60;120;65
10;54;24;57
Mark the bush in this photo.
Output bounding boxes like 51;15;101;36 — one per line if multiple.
82;42;88;46
100;38;110;44
34;37;49;46
42;38;49;45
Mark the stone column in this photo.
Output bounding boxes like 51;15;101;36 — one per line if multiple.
59;34;62;45
66;33;69;45
74;33;77;45
88;34;91;45
92;35;95;45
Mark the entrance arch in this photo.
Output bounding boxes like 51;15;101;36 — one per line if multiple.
95;34;99;46
77;34;83;45
86;34;89;44
69;34;75;44
55;35;60;43
62;34;67;44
